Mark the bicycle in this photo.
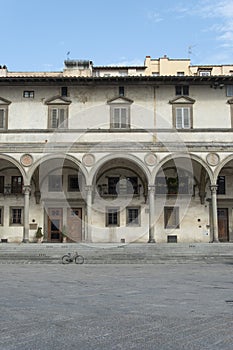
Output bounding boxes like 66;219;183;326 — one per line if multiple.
62;251;84;264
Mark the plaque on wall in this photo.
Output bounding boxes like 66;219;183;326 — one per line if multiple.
20;154;33;167
206;153;220;166
144;153;157;166
82;153;95;167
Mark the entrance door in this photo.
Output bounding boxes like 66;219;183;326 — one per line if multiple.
48;208;63;242
67;208;82;242
217;208;229;242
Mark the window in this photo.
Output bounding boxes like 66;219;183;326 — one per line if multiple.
108;177;119;195
175;107;191;129
48;175;63;192
199;70;211;76
111;106;129;129
0;176;4;193
10;207;23;225
177;72;185;76
164;206;179;229
126;177;138;194
61;87;68;97
175;85;189;96
23;91;34;98
106;207;119;226
68;175;80;192
48;107;68;129
217;176;225;195
226;85;233;97
119;86;124;96
11;176;23;194
0;108;7;130
127;207;140;226
152;72;159;76
0;207;3;225
119;70;128;76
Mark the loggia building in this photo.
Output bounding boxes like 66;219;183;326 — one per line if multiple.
0;55;233;243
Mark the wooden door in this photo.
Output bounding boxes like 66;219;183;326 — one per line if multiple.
48;208;63;242
217;208;229;242
67;208;82;242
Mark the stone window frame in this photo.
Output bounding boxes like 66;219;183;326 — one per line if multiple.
227;98;233;127
0;207;3;226
10;206;24;226
106;207;120;227
107;96;133;130
45;95;71;130
0;97;11;131
164;206;180;229
126;206;141;226
169;96;195;130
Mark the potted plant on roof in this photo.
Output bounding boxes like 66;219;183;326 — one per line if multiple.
35;227;43;243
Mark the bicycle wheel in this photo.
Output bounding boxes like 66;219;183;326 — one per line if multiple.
75;255;84;264
62;255;70;264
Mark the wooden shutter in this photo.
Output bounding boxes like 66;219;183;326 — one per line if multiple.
120;108;127;128
176;108;183;128
51;109;58;128
113;108;120;128
183;108;190;128
0;109;5;129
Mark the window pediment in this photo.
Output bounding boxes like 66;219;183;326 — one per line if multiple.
169;96;195;104
0;97;11;105
107;96;133;105
45;95;71;105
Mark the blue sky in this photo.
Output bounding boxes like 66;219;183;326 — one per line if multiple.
1;0;233;71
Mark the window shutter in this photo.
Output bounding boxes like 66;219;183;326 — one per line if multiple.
59;108;65;128
176;108;183;128
0;109;4;128
120;108;127;128
113;108;120;128
51;109;58;128
183;108;190;128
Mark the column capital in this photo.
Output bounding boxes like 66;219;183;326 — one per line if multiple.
148;185;156;193
85;185;93;193
23;185;31;195
209;184;218;194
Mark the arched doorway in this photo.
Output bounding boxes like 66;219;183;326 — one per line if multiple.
91;157;149;243
30;156;87;243
154;156;212;243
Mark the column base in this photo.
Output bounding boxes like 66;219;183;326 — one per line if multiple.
148;238;156;243
22;239;29;243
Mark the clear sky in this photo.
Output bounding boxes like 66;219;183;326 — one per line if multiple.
1;0;233;71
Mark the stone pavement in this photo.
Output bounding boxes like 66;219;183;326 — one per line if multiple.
0;263;233;350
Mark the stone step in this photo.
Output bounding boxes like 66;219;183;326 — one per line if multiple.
0;242;233;264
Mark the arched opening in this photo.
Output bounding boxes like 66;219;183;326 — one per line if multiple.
154;156;211;243
0;157;25;242
215;158;233;242
30;156;87;243
91;157;149;243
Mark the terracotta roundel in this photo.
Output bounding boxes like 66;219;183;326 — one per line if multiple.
206;153;220;166
82;153;95;167
144;153;157;166
20;154;33;167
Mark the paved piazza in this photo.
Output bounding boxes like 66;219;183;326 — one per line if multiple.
0;263;233;350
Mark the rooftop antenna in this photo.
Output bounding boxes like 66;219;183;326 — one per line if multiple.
188;45;196;62
67;51;71;60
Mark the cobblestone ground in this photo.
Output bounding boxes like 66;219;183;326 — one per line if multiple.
0;263;233;350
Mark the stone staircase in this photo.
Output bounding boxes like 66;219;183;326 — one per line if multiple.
0;242;233;264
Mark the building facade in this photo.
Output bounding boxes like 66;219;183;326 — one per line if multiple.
0;56;233;243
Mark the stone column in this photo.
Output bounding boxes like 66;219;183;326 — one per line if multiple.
210;185;219;243
148;185;156;243
85;185;93;243
22;185;31;243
